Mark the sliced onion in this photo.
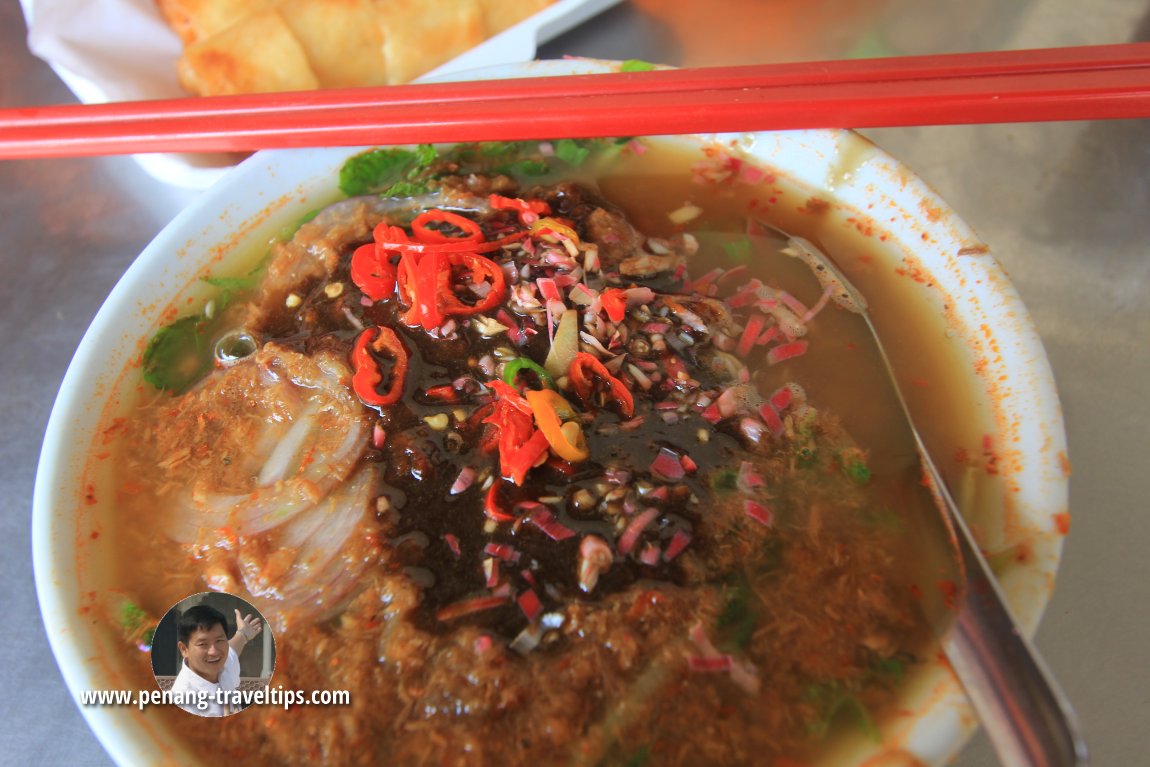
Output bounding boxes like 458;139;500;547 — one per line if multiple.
235;416;366;535
257;406;318;486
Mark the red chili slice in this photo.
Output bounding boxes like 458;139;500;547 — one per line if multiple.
440;252;507;316
484;482;516;522
395;250;506;328
395;250;421;326
600;288;628;323
502;430;550;486
349;242;396;302
350;326;408;407
568;352;635;418
484;381;547;485
414;250;447;330
375;229;528;254
489;194;552;222
411;209;484;244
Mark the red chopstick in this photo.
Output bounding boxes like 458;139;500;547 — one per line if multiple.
2;44;1149;159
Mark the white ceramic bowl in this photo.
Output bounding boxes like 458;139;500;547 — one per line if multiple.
34;59;1069;766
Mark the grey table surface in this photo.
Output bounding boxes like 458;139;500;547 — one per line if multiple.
3;0;1147;764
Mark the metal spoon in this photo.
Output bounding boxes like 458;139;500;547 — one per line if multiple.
804;240;1088;767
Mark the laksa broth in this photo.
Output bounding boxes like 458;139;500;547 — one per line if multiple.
81;137;991;766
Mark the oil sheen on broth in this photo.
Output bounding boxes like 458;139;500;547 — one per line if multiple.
94;139;977;766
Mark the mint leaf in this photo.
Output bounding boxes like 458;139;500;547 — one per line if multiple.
142;315;213;393
339;145;438;196
382;180;432;198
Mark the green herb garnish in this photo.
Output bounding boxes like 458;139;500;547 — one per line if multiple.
555;138;591;166
278;207;322;241
623;744;651;767
620;59;657;72
722;237;753;264
201;275;256;291
860;506;903;533
339;144;438;196
870;656;905;683
717;574;757;651
796;444;818;467
479;141;537;159
381;180;432;198
503;357;555;390
504;158;552;176
118;599;158;649
709;468;739;493
839;448;871;484
141;314;214;393
804;684;880;741
119;600;148;634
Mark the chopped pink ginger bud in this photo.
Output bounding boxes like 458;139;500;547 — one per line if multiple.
483;542;520;563
737;460;766;492
744;499;775;527
444;533;461;558
639;542;662;566
664;530;691;561
517;589;543;623
651;447;686;481
758;403;784;437
372;424;387;449
618;507;660;555
766;340;809;366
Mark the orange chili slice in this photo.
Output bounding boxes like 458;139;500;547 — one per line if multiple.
525;389;588;462
569;352;634;418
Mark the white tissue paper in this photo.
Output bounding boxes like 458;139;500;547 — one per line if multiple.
22;0;245;188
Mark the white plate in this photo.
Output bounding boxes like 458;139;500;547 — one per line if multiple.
21;0;621;189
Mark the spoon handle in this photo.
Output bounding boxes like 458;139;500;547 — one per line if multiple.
927;455;1089;767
